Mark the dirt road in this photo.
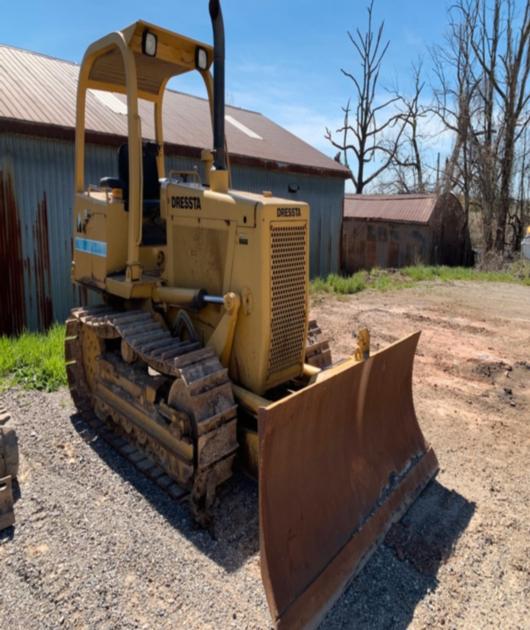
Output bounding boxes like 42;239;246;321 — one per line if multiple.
1;281;529;628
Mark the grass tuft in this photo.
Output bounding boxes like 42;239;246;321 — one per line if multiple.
311;261;530;295
0;324;67;392
310;271;369;295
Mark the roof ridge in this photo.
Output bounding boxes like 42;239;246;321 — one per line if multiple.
0;42;79;67
345;193;437;198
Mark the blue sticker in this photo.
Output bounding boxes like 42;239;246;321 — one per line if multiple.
75;237;108;258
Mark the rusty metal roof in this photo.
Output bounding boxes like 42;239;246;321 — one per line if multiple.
0;44;349;178
344;193;439;224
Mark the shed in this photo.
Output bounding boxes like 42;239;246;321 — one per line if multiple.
341;193;469;273
0;44;349;335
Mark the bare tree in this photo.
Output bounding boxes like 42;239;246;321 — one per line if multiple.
471;0;530;252
433;0;530;255
509;120;530;249
388;61;429;193
325;1;407;193
431;9;480;245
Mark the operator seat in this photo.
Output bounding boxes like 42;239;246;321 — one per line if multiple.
99;141;166;246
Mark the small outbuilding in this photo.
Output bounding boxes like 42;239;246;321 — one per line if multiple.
341;193;470;273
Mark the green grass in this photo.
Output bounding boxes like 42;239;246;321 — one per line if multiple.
311;261;530;296
0;324;67;392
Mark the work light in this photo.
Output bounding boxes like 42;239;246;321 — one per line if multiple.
142;31;157;57
195;46;209;70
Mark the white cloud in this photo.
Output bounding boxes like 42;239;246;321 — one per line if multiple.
229;70;344;158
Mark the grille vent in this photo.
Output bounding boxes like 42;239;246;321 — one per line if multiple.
268;223;308;377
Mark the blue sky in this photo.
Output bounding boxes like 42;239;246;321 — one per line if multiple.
1;1;451;169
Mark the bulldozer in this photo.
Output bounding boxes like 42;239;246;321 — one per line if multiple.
66;2;438;626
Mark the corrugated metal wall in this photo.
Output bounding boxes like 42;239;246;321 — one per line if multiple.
0;133;343;333
0;133;115;333
341;220;432;273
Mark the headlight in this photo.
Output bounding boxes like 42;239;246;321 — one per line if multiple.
195;46;209;70
142;31;157;57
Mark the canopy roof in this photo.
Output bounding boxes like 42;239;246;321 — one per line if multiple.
85;21;213;98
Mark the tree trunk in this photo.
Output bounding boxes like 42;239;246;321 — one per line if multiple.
494;128;516;253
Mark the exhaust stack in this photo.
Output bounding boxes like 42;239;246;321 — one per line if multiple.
209;0;226;171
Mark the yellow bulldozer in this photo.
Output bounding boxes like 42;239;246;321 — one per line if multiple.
65;1;438;626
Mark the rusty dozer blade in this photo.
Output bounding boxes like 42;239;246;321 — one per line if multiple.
258;332;438;628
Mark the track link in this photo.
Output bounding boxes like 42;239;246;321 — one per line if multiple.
65;306;238;526
305;320;332;369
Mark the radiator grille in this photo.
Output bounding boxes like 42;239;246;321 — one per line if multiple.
268;223;308;377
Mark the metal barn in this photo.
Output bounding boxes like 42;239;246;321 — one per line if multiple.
0;44;349;334
341;193;469;273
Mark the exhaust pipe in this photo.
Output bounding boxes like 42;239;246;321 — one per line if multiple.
209;0;226;171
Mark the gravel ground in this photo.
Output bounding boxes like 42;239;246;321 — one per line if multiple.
1;281;529;629
0;387;267;629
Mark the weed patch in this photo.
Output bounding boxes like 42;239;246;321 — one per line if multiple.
0;324;66;391
311;262;530;295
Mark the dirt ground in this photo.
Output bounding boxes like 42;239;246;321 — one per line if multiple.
314;281;530;629
1;280;529;629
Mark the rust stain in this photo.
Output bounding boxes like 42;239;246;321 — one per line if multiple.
342;219;432;272
33;193;53;330
0;169;26;336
